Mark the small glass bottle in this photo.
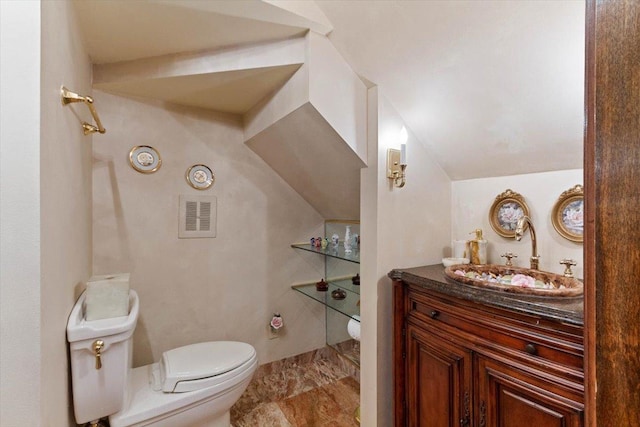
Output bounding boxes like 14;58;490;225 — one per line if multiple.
344;225;352;253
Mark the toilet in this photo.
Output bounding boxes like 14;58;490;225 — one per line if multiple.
67;290;257;427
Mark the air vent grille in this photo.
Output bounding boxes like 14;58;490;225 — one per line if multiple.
179;195;216;238
185;201;198;231
199;202;211;231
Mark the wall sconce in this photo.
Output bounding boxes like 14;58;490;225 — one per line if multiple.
387;127;408;188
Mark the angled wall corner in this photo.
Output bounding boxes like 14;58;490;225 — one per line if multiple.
260;0;334;35
246;103;363;219
244;32;368;220
307;32;368;164
245;32;367;164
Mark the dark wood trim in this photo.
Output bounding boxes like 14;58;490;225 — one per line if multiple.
585;1;640;426
392;279;406;427
583;1;596;426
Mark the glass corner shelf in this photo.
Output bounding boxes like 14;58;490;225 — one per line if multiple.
290;220;361;367
292;281;360;320
290;244;360;264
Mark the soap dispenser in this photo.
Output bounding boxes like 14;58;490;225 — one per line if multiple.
469;229;488;265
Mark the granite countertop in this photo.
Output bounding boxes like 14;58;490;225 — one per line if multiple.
389;264;584;326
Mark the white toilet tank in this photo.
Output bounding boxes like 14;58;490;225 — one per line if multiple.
67;290;139;424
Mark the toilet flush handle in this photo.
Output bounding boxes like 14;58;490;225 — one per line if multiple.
92;340;104;370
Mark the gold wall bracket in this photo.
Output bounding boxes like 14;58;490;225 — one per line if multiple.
387;148;406;188
61;86;106;135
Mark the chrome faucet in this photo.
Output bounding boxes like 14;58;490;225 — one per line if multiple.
515;215;540;270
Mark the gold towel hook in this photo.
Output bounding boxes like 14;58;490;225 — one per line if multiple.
60;86;106;135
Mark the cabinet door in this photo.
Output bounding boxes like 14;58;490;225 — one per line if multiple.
475;356;583;427
406;324;473;427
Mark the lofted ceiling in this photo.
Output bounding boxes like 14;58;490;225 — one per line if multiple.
74;0;585;181
316;0;585;180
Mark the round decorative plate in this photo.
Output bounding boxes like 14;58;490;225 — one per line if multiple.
489;189;530;238
186;164;214;190
129;145;161;173
551;185;584;243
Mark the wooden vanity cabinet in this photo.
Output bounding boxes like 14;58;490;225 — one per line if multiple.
476;356;583;427
393;279;584;427
406;323;473;426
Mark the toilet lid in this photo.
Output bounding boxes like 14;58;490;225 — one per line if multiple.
160;341;255;392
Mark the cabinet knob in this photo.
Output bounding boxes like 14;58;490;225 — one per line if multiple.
430;310;439;319
525;343;537;355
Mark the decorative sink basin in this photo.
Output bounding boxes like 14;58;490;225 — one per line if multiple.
444;264;583;297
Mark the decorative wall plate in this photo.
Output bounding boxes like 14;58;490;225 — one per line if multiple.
186;164;214;190
129;145;161;173
489;189;530;238
551;184;584;243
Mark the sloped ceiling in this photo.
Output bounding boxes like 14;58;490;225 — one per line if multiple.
72;0;322;64
317;0;585;180
95;64;302;114
77;1;364;219
74;0;585;181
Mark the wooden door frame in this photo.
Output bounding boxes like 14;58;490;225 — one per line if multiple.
584;1;640;426
583;1;595;425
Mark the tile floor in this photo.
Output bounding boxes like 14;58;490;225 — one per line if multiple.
230;347;360;427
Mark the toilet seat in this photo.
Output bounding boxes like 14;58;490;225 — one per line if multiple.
160;341;255;392
109;343;257;427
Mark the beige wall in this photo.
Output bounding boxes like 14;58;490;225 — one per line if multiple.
92;92;326;367
0;1;92;426
452;169;584;278
0;1;42;425
360;88;452;426
40;1;94;425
